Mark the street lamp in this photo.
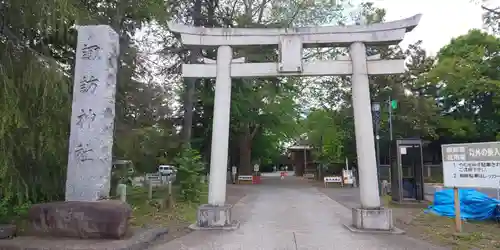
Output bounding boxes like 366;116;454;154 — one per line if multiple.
371;102;382;196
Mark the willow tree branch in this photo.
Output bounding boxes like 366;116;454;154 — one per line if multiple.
482;5;500;15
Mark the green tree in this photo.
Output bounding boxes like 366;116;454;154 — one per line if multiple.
304;109;346;164
231;76;301;174
0;0;169;216
424;29;500;141
174;148;205;202
301;4;441;166
0;0;81;211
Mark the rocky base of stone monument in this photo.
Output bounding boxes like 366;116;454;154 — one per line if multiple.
188;204;240;230
0;226;169;250
27;200;131;239
0;224;16;239
344;207;405;234
0;201;170;250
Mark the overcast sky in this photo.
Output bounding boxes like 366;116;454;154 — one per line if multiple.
139;0;489;57
373;0;486;55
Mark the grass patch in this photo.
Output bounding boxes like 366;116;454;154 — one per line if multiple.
410;212;500;250
382;195;430;208
381;195;500;249
382;195;391;207
383;194;500;250
424;172;443;184
126;184;208;228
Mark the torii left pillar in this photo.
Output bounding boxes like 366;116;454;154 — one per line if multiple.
189;46;241;230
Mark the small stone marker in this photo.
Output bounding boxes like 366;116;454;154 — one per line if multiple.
117;184;127;202
148;180;153;200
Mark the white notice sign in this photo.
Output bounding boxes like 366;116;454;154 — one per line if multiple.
400;147;407;155
442;142;500;188
342;169;353;184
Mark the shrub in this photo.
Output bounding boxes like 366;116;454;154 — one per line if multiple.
174;147;205;203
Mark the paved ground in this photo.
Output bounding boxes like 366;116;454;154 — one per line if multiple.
152;176;446;250
318;185;430;209
316;184;429;226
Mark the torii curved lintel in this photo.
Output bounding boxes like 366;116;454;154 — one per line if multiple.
167;14;421;47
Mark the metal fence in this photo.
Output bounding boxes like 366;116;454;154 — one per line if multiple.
141;173;174;187
378;164;443;182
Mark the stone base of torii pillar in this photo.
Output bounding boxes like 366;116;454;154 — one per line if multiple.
188;204;240;231
344;208;404;234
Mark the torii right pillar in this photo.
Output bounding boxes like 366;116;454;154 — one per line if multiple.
346;41;406;234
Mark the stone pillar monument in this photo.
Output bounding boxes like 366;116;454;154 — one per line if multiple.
65;25;119;201
168;14;421;232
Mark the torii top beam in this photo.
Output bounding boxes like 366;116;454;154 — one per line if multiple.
167;14;421;47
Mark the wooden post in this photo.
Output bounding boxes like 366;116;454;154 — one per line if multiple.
148;180;153;200
454;187;462;233
167;179;174;208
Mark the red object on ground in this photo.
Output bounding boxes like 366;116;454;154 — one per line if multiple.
280;172;288;177
252;175;261;184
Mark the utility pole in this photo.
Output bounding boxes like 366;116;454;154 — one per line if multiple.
371;102;382;196
318;134;324;180
388;97;397;183
388;96;394;141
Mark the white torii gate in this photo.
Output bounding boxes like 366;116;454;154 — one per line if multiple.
169;14;421;232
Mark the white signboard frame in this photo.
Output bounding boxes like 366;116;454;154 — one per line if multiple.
442;142;500;188
304;173;315;179
324;176;343;188
237;175;253;184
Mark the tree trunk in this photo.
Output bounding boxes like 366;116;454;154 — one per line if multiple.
181;0;203;146
238;132;253;175
238;124;259;175
181;78;196;145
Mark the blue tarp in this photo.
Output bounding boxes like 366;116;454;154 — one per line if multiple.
427;188;500;221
